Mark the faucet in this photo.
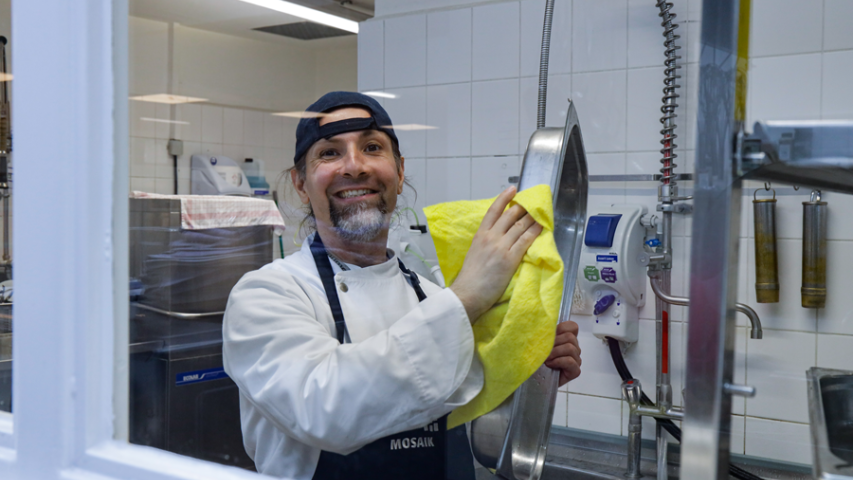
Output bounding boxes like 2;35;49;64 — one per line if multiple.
649;275;763;339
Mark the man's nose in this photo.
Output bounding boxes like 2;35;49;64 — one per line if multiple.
339;148;368;177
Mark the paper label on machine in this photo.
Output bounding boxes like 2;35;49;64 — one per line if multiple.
596;254;618;263
601;267;617;283
583;266;600;282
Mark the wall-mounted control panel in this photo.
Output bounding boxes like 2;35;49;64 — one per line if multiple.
574;205;648;343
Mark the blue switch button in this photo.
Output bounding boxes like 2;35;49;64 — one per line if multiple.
593;294;617;316
585;214;622;248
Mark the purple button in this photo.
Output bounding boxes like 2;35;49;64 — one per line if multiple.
601;267;617;283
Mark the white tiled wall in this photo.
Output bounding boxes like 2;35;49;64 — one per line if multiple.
129;101;299;198
128;15;356;258
368;0;853;467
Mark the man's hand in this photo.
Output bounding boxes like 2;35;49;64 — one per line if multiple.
450;186;543;323
545;321;581;386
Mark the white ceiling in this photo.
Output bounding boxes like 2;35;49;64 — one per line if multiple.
130;0;371;45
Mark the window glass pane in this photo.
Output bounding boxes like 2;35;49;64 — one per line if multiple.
126;0;360;471
121;0;853;478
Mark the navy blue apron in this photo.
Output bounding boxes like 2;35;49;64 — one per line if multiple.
309;234;475;480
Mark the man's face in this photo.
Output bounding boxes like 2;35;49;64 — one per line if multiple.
292;107;405;243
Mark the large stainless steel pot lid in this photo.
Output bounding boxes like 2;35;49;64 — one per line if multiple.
470;100;588;480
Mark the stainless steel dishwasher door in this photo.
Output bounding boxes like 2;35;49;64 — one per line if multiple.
470;100;589;480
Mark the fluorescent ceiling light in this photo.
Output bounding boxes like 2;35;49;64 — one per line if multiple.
384;124;438;131
272;111;328;119
130;94;208;104
362;91;397;99
238;0;359;34
140;117;190;125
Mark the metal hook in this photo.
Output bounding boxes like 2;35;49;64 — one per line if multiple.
764;182;771;191
810;189;822;202
793;185;800;191
754;188;776;201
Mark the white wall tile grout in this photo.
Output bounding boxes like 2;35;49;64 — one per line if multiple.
742;415;809;426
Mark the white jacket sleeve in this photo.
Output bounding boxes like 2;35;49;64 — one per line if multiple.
222;269;483;455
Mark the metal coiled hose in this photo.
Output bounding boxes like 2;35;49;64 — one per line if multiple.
657;0;681;187
537;0;555;129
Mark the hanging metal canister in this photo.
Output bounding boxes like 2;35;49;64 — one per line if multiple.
753;189;779;303
802;190;827;308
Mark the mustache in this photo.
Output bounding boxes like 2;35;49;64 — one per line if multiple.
327;179;386;195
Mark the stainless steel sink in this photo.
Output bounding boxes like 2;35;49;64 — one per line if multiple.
808;367;853;479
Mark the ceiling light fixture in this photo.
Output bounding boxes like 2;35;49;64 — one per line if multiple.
140;117;190;125
362;91;397;99
272;111;328;119
238;0;359;34
130;94;207;104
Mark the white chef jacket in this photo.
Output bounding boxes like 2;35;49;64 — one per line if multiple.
222;237;485;479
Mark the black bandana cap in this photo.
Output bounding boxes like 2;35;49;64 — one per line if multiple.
294;91;399;165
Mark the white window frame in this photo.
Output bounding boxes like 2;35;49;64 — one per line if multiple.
0;1;267;479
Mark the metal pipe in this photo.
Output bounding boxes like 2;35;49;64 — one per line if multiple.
622;379;644;479
653;269;672;480
681;1;750;475
649;276;763;339
802;190;827;308
753;190;779;303
657;424;668;480
536;0;555;129
635;404;685;421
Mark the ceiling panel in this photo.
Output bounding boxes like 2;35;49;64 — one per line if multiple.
130;0;373;45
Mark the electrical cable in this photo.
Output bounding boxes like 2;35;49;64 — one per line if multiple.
399;207;421;226
605;337;764;480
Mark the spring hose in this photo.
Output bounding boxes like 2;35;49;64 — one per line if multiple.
606;337;764;480
656;0;681;187
536;0;555;129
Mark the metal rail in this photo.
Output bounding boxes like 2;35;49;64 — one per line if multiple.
589;173;693;182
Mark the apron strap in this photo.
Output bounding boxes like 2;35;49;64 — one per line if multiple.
397;259;427;302
310;234;348;344
310;234;428;344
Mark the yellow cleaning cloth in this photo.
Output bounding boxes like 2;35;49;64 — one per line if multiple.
424;184;564;428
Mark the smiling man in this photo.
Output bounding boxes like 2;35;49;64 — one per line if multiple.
222;92;582;480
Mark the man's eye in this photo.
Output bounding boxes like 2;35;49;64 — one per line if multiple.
320;149;338;157
365;144;381;152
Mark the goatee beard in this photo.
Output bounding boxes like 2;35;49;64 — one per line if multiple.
328;196;390;243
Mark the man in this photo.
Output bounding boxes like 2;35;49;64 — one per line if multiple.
223;92;581;480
